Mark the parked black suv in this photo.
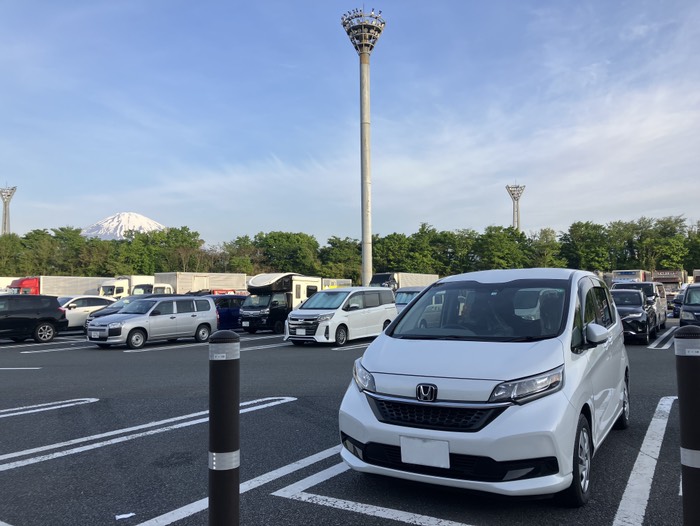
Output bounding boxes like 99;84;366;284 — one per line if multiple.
0;294;68;343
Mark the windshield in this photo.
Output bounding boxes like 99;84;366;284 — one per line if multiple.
613;282;653;297
300;290;350;309
121;299;157;314
391;279;569;341
612;290;642;306
100;286;116;296
242;294;271;308
395;291;421;305
685;288;700;306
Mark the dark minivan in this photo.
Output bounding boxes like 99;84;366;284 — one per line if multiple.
0;294;69;343
680;285;700;327
207;294;247;331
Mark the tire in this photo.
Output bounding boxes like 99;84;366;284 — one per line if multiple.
273;321;285;334
126;329;146;349
194;324;210;343
638;326;650;345
291;340;306;346
559;414;592;507
97;344;111;349
382;320;391;331
614;375;630;430
335;325;348;347
33;322;56;343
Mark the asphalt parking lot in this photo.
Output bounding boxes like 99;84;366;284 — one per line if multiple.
0;322;685;525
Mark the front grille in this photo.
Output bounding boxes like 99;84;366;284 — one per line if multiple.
342;433;558;482
367;396;505;432
288;316;320;336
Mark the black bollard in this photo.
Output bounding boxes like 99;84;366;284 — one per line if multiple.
209;330;241;526
674;325;700;526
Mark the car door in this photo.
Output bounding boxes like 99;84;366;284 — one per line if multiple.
149;300;177;338
581;278;624;442
175;298;197;336
344;291;367;338
363;291;383;336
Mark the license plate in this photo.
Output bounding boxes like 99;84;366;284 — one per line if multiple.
400;436;450;468
90;331;99;339
242;321;249;327
296;328;306;336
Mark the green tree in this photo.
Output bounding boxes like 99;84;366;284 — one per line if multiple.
473;226;528;270
254;231;320;275
528;228;566;268
559;222;609;271
319;236;361;284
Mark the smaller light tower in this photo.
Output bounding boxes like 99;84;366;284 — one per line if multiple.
0;186;17;235
505;184;525;231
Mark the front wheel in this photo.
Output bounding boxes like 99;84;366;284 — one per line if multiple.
559;414;592;507
335;325;348;347
614;375;630;430
382;320;391;331
194;324;211;343
273;320;285;334
33;322;56;343
126;329;146;349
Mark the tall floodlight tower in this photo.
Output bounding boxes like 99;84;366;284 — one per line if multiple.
0;186;17;235
505;184;525;231
342;8;386;286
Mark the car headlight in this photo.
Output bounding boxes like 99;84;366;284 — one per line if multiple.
352;359;376;393
261;308;270;315
108;321;124;329
681;310;696;320
489;366;563;404
622;312;644;320
318;312;335;322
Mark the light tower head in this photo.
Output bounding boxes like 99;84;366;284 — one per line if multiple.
0;186;17;236
341;8;386;55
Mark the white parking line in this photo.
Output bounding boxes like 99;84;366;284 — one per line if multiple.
0;398;98;419
0;367;41;370
647;327;677;350
273;463;472;526
0;397;296;470
612;396;677;526
135;446;340;526
332;343;370;351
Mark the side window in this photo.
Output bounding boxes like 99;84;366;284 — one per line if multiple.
295;284;301;300
584;289;598;325
158;301;175;315
364;292;380;308
379;290;394;305
571;297;584;351
306;286;318;298
195;299;212;312
592;287;614;328
176;300;195;313
347;293;364;310
232;298;243;308
272;293;287;308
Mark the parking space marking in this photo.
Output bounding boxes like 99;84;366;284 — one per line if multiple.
0;397;296;470
0;367;41;370
135;446;340;526
124;343;204;353
0;398;98;419
612;396;676;526
273;462;471;526
332;343;370;351
647;327;677;350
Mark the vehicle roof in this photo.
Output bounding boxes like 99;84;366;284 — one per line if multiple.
317;286;392;293
247;272;300;288
438;268;585;284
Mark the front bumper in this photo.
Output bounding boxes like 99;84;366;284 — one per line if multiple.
338;381;576;497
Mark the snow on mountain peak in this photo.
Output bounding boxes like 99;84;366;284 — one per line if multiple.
81;212;166;241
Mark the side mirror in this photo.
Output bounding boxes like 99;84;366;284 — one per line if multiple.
271;300;279;307
646;298;655;306
586;322;610;344
67;303;77;310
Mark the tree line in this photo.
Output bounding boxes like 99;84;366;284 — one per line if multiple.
1;216;699;284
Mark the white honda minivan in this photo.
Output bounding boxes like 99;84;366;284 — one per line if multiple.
339;268;629;507
285;287;397;346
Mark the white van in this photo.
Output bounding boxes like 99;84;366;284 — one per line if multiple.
285;287;397;346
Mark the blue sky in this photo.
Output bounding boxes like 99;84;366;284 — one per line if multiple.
1;1;699;247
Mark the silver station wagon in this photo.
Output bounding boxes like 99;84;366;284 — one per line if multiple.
86;295;217;349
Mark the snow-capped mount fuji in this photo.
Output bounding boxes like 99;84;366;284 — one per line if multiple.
81;212;166;241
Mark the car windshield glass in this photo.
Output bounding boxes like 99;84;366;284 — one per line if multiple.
685;289;700;306
612;290;642;306
614;283;653;296
391;279;569;342
120;300;156;314
300;291;350;309
242;294;271;308
395;291;420;305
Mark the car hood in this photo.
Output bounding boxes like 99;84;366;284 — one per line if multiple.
361;332;565;382
90;312;146;325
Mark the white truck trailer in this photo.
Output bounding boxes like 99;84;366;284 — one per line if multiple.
98;275;155;299
369;272;439;291
150;272;247;295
